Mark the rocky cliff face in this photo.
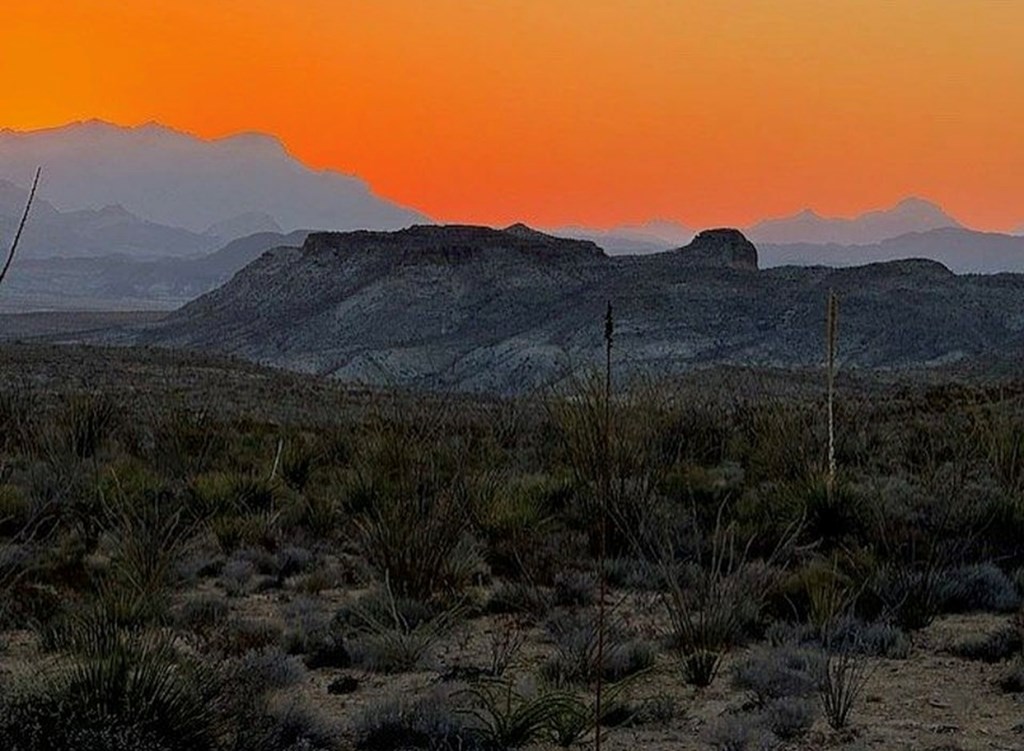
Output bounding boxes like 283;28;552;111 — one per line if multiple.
127;224;1024;394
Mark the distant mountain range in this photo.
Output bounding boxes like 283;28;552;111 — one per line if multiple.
557;198;964;256
761;228;1024;275
746;197;961;245
0;231;308;313
0;179;220;260
5;221;1024;313
1;119;1023;314
93;225;1024;395
0;120;425;233
552;220;694;255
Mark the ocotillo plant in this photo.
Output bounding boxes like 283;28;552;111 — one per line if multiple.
825;290;839;501
0;168;41;290
595;301;613;750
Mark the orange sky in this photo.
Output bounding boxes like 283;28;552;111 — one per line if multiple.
2;0;1022;230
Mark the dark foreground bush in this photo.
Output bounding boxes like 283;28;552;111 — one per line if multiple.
353;693;476;750
0;637;218;751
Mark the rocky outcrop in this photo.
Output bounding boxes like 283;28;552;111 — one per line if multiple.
673;228;758;270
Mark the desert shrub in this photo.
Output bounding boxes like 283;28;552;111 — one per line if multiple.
197;472;280;517
314;425;352;468
631;694;677;726
218;617;284;657
40;582;173;654
765;617;910;660
870;561;943;631
662;554;776;687
552;570;597;607
353;692;474;750
279;437;317;492
232;699;338;751
486;582;554;619
296;493;339;540
343;585;461;673
546;681;636;747
0;385;38;454
57;392;120;459
973;404;1024;494
732;401;820;485
475;472;566;582
814;619;875;732
0;631;218;751
997;659;1024;693
603;639;657;682
770;556;858;631
101;484;196;610
0;485;31;535
835;618;911;659
303;634;351;670
348;420;475;598
934;563;1020;614
147;407;226;478
948;622;1021;663
731;646;820;707
175;592;230;635
217;650;338;751
278;596;330;655
176;545;224;583
293;594;349;669
815;645;870;731
660;401;731;467
548;377;674;555
800;479;866;550
705;713;777;751
221;558;257;597
765;696;816;740
276;546;314;580
456;678;577;750
225;647;307;691
541;610;653;686
485;615;528;678
602;556;661;590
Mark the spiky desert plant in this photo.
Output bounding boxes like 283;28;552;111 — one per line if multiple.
6;615;220;751
0;168;40;290
456;678;576;749
347;575;463;673
825;290;839;502
815;627;872;730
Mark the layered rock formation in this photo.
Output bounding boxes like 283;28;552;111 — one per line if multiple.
121;224;1024;393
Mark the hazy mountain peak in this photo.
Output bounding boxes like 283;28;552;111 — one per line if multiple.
205;212;284;239
747;197;961;245
0;120;426;233
213;131;288;156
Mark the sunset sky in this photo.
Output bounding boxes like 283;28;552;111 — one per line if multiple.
2;0;1022;230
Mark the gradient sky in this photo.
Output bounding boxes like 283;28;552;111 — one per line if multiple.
3;0;1023;230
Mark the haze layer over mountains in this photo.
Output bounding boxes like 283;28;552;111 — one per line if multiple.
1;120;1023;313
0;120;423;235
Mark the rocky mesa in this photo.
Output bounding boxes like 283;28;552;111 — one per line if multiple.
125;225;1024;393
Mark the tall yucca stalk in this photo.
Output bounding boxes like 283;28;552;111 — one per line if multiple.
595;301;614;751
825;290;839;501
0;168;41;290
